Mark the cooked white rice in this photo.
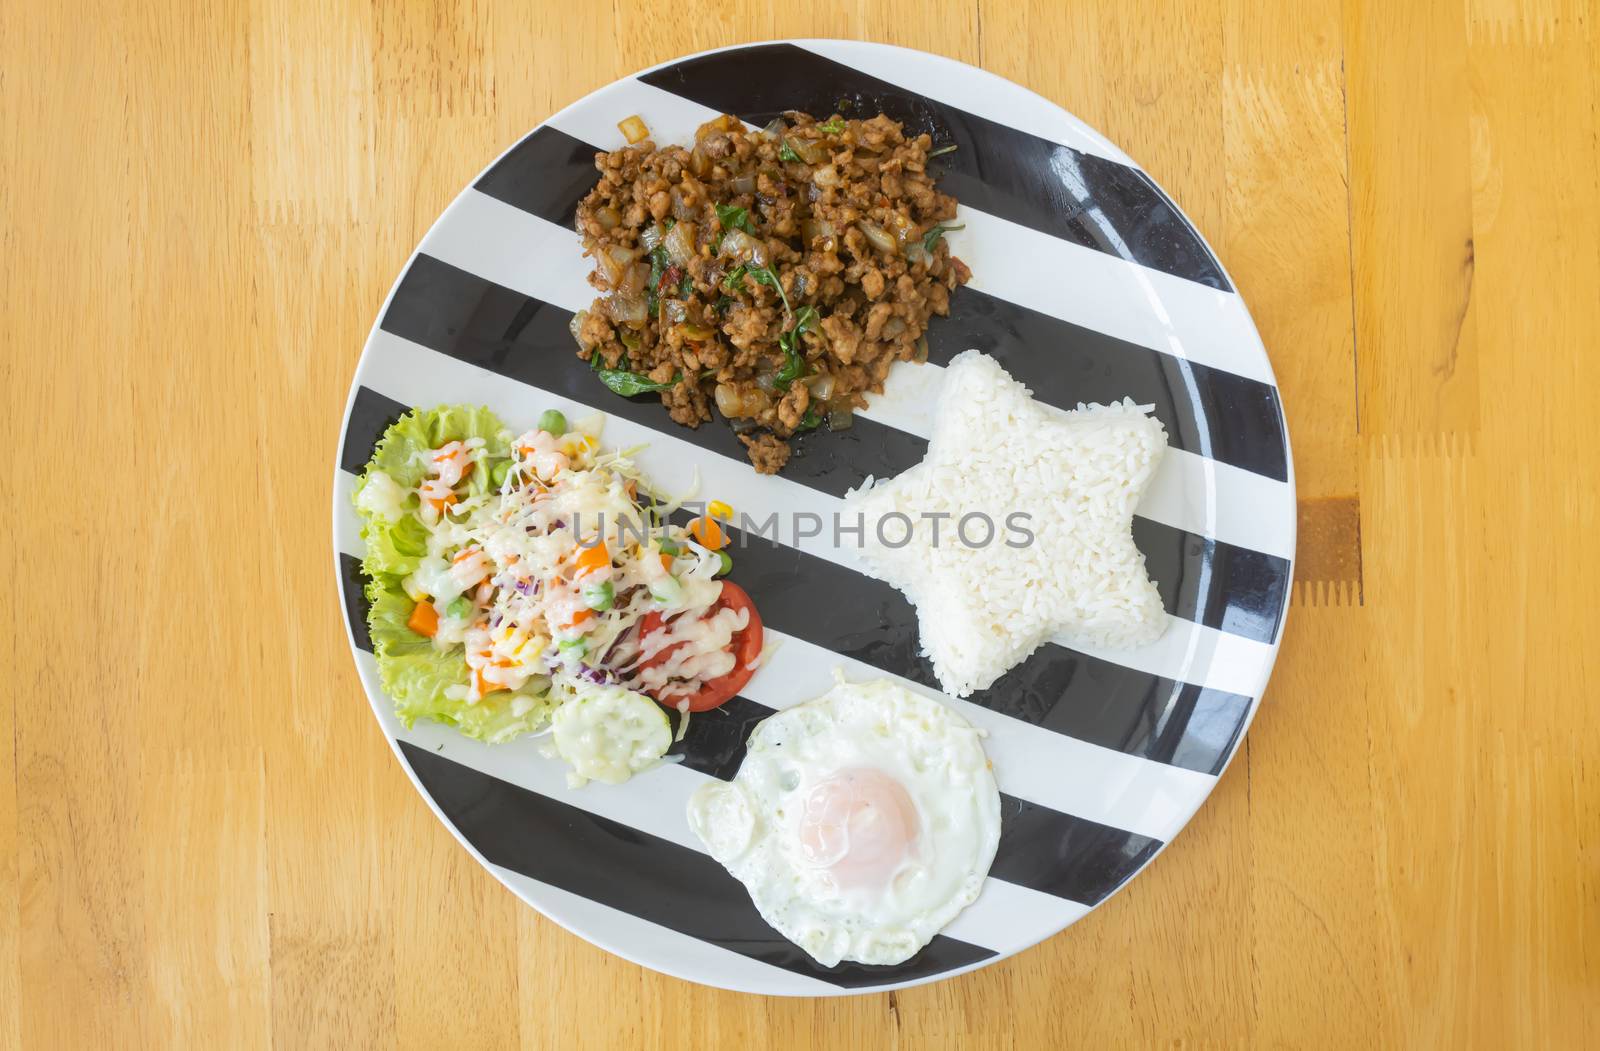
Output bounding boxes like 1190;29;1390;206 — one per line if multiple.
845;350;1168;698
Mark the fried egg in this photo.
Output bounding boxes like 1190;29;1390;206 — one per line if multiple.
686;676;1001;967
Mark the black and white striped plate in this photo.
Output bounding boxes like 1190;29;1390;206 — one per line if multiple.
333;40;1295;996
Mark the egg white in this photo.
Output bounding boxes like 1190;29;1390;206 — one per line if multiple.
686;676;1001;967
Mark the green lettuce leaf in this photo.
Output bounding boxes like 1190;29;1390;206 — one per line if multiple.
365;403;512;491
365;572;552;744
352;404;548;744
360;511;429;577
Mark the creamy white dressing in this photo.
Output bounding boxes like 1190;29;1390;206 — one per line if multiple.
552;685;671;787
356;470;408;521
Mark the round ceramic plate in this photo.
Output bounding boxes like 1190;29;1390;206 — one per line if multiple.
333;40;1295;996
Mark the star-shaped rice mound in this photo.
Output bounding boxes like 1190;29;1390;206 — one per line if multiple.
846;350;1168;698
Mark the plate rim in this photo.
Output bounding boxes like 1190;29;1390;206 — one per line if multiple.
330;36;1297;997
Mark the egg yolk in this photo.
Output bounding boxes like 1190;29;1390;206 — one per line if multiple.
797;768;920;893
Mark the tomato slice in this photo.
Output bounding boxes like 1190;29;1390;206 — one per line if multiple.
636;581;764;712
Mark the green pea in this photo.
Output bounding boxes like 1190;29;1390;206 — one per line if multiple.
716;550;733;577
490;460;511;487
583;581;615;611
538;409;568;437
445;596;471;619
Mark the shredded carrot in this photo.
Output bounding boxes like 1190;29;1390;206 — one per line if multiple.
474;668;506;696
689;515;728;551
574;540;610;578
407;600;439;637
561;607;595;630
659;551;674;573
427;492;458;513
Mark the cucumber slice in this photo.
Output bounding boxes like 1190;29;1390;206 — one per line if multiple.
552;686;671;786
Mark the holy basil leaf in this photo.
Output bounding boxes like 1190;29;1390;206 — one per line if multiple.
922;223;966;254
747;266;792;316
595;368;682;397
778;140;803;163
775;305;819;390
817;118;846;134
714;204;753;234
796;406;822;431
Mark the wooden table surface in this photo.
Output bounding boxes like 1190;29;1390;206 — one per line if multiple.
5;1;1598;1047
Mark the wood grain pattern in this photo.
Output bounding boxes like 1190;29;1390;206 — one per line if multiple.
3;0;1596;1046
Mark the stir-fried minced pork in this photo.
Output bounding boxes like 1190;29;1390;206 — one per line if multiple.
571;111;972;473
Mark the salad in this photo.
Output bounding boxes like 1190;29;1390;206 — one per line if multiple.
352;404;765;786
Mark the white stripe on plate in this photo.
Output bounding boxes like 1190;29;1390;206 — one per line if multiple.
489;866;844;996
333;470;363;553
421;189;1292;558
937;204;1276;385
359;652;1087;955
356;328;1277;700
545;77;746;152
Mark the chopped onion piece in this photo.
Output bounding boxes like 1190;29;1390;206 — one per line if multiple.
602;292;648;324
856;220;898;256
826;407;855;431
569;310;591;351
618;115;650;144
713;383;741;417
664;220;697;267
804;371;836;400
619;261;650;298
718;228;768;266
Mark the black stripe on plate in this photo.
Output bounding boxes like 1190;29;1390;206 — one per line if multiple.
667;509;1251;776
340;552;374;653
341;386;412;475
475;124;602;229
376;255;1288;644
672;696;1161;906
932;285;1289;482
638;43;1230;291
399;741;995;987
459;127;1282;482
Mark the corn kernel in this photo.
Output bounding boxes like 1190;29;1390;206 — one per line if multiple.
708;500;733;520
